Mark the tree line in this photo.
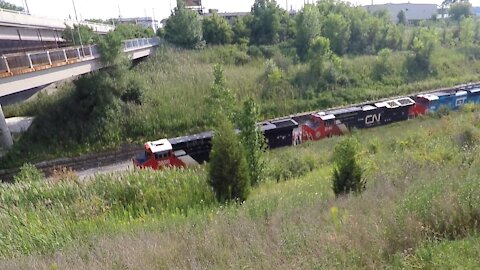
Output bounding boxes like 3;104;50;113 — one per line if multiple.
0;0;24;12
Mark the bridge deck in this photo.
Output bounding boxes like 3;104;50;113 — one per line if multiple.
0;37;160;97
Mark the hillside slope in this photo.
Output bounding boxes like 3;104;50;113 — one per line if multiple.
1;107;479;268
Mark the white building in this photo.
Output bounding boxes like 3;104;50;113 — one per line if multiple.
364;3;438;24
186;0;203;14
117;17;160;30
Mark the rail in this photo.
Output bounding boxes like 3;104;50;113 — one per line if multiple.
0;8;28;15
0;37;159;76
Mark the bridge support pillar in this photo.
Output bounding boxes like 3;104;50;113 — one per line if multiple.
0;104;13;149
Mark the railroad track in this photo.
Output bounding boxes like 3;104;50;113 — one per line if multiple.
0;144;143;182
1;81;479;182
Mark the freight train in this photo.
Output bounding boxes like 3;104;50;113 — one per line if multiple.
133;83;480;170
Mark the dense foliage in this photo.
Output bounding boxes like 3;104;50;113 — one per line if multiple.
63;25;97;46
449;2;473;21
0;0;23;11
202;12;233;45
164;1;204;48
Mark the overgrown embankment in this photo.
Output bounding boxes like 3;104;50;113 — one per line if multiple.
0;107;479;268
2;44;480;169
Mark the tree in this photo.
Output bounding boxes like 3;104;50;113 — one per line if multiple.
63;25;97;46
237;98;266;186
459;17;475;47
295;4;322;61
332;136;365;197
164;1;204;48
208;115;250;202
397;10;407;25
382;24;404;50
407;28;439;76
0;0;24;11
449;2;472;21
308;36;333;77
372;48;393;81
206;64;235;126
347;7;371;54
322;13;351;55
249;0;283;45
96;31;125;66
202;12;233;45
113;24;155;39
232;15;252;45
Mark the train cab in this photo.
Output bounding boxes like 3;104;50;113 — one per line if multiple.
302;112;335;141
467;87;480;104
415;90;468;114
133;139;187;170
302;107;361;141
412;93;440;116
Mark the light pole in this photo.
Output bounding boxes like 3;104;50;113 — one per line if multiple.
71;0;84;55
23;0;30;14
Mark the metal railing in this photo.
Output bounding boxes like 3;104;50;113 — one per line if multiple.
0;37;159;75
123;37;160;52
0;7;29;15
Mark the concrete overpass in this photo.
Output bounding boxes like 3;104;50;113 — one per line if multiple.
0;37;160;148
0;8;114;54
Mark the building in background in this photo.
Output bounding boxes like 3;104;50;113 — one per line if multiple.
202;10;250;23
186;0;203;14
364;3;437;24
117;17;160;30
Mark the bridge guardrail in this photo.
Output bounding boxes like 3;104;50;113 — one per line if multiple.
0;37;159;76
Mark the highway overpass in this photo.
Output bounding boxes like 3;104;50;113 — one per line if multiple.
0;37;160;149
0;8;114;54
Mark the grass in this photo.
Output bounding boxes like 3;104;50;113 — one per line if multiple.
2;44;480;169
0;107;479;268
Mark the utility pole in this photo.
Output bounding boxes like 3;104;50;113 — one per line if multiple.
23;0;30;14
0;104;13;149
72;0;84;55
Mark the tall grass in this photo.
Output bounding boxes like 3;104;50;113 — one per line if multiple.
0;167;215;257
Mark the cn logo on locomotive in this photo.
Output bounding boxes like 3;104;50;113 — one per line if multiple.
366;114;381;125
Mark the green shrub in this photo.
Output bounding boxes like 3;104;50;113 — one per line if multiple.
247;45;263;58
456;124;480;149
332;136;365;197
13;163;44;183
208;116;250;202
233;50;250;65
266;151;318;182
436;105;451;118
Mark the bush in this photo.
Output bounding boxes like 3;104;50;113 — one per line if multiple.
332;136;365;197
120;77;144;105
208;116;250;202
436;105;451;118
234;50;250;65
266;152;317;181
247;45;263;58
13;163;44;183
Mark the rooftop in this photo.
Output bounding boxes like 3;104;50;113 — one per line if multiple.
146;139;172;153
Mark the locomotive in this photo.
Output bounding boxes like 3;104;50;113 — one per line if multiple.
133;83;480;170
